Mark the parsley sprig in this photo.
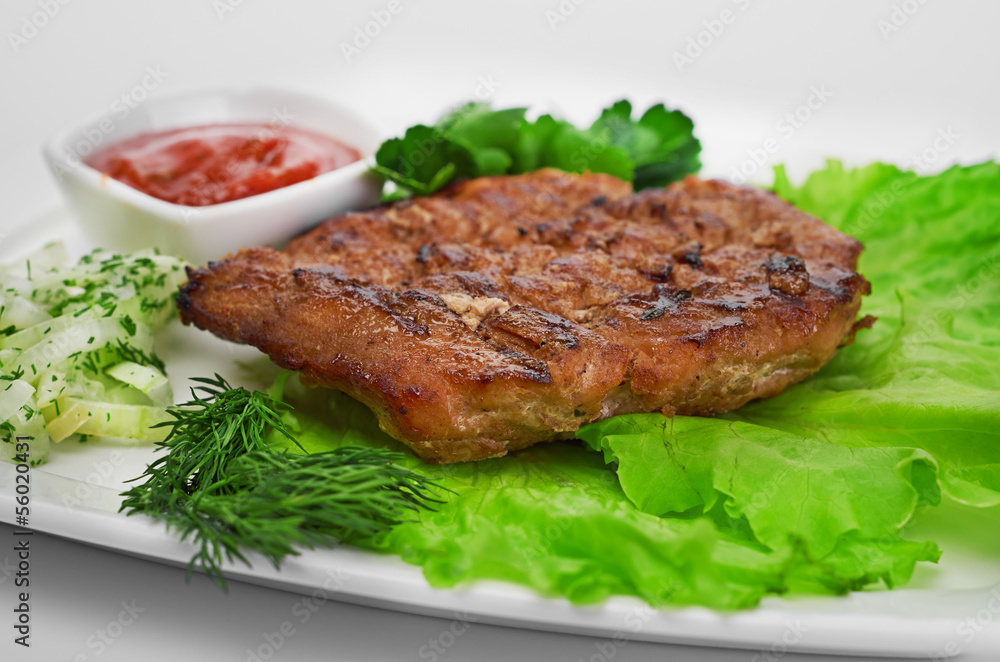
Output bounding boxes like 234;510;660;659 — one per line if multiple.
372;99;701;199
120;375;442;588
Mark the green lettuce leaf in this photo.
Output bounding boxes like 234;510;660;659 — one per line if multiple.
272;385;938;610
576;415;940;559
739;161;1000;507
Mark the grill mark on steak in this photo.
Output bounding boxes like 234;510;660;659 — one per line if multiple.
640;286;693;321
292;267;430;337
178;169;870;463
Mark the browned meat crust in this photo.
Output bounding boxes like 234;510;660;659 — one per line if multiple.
178;169;869;463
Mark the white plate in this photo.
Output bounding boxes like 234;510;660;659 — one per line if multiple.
2;210;999;660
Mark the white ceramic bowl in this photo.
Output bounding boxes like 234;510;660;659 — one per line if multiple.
43;87;384;264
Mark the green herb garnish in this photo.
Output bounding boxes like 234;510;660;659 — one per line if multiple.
372;99;701;199
119;375;442;588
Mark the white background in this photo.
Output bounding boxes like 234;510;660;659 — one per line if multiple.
2;1;999;660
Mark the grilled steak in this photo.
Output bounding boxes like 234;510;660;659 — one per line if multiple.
178;169;870;463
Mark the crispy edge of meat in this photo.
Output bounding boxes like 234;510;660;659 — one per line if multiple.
178;249;630;463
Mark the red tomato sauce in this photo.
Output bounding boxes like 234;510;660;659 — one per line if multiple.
85;123;361;206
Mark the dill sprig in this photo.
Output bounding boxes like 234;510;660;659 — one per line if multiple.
119;375;443;588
